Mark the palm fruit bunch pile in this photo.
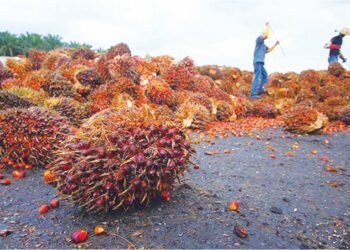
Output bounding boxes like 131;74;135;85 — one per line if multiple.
328;62;345;77
282;106;329;134
50;109;195;212
0;107;71;165
28;49;47;70
0;91;35;110
75;69;103;88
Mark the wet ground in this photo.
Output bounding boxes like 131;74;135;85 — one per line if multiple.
0;128;349;249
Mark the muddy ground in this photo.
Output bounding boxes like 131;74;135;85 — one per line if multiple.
0;127;349;249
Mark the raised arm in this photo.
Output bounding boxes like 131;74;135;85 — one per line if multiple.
267;41;279;53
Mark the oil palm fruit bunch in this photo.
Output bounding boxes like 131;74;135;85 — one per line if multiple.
188;75;214;94
145;75;174;106
107;55;139;83
0;62;13;85
5;87;47;106
0;107;71;165
207;86;232;103
215;100;234;121
42;72;73;97
338;105;350;125
151;55;174;76
41;51;70;71
328;62;345;77
23;70;50;90
176;102;211;129
51;111;195;213
163;57;197;90
106;43;132;60
198;65;223;80
0;91;35;110
231;98;255;118
252;101;278;118
322;96;349;120
6;58;32;81
28;49;47;70
45;97;91;125
71;48;97;60
75;69;104;88
283;105;328;134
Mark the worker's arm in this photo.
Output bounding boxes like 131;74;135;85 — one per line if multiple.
267;41;279;53
262;22;270;39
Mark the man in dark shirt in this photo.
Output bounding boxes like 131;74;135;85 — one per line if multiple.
328;27;350;64
250;22;279;99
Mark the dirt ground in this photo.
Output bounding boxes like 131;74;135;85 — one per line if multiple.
0;127;349;249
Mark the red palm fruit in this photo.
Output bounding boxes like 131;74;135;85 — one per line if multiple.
18;162;26;168
228;200;239;211
12;170;25;178
50;198;59;208
71;229;88;244
0;173;4;179
1;178;11;185
161;191;170;202
134;152;146;164
94;225;105;235
0;164;4;169
8;160;14;165
25;164;32;169
43;170;52;183
96;196;105;207
193;164;200;169
38;204;49;214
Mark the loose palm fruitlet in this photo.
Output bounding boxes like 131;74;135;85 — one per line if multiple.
0;91;35;110
0;107;71;165
51;118;195;213
282;105;328;134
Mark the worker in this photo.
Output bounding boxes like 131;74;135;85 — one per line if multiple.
250;22;279;99
328;28;350;64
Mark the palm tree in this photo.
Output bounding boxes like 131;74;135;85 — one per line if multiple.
43;34;63;50
0;31;20;56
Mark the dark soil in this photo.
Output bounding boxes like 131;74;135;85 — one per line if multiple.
1;128;349;249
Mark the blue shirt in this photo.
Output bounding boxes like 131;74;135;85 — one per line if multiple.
253;35;268;64
329;34;343;56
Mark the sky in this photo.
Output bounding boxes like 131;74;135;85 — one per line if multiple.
1;0;350;73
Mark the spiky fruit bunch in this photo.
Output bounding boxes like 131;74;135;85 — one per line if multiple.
107;55;139;83
163;57;197;90
132;56;157;76
298;69;319;83
338;105;350;125
106;43;132;60
28;49;47;70
283;106;328;134
215;100;234;121
231;98;254;118
252;101;278;118
4;87;47;106
176;102;211;129
328;62;345;77
207;86;232;103
186;92;213;112
23;70;49;90
71;48;96;60
0;107;71;165
6;58;32;80
75;70;103;88
42;72;73;97
188;75;214;93
322;96;349;120
51;115;194;213
145;76;173;106
151;55;174;76
0;62;14;85
45;97;91;125
274;98;295;115
198;65;223;80
41;52;70;71
0;91;35;110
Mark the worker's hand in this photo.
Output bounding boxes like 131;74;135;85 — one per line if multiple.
342;58;347;63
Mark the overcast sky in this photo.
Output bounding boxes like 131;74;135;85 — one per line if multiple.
1;0;349;73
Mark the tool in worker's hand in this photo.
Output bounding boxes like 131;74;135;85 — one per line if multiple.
269;24;286;57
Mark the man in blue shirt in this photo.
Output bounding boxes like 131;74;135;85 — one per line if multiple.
250;22;279;98
328;28;349;64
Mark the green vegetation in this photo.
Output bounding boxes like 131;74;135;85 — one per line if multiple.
0;31;98;56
